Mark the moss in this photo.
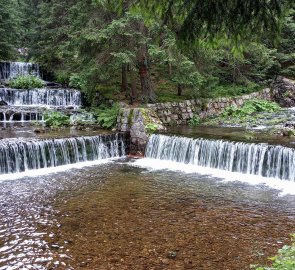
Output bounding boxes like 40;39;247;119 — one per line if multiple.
128;109;134;126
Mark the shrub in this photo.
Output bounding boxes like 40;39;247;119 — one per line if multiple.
93;103;119;129
9;75;45;89
252;235;295;270
55;71;70;85
145;123;158;134
222;99;280;118
69;74;85;89
188;115;201;126
44;111;70;127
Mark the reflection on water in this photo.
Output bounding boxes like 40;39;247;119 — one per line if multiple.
0;160;294;269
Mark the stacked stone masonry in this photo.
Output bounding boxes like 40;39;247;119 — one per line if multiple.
147;88;272;125
117;107;164;153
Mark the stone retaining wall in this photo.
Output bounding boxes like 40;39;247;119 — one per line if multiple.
147;88;272;125
117;107;164;154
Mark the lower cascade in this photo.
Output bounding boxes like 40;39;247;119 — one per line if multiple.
145;134;295;181
0;133;126;175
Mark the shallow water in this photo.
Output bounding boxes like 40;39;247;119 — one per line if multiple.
166;125;295;148
0;123;110;139
0;159;294;270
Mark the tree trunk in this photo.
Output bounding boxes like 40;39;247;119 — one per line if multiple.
121;64;128;92
168;62;172;76
177;84;183;96
129;65;137;105
137;21;155;102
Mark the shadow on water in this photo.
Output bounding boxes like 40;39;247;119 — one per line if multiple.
0;160;294;269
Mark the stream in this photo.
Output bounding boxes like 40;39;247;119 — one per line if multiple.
0;62;294;270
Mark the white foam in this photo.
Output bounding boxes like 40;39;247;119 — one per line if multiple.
132;158;295;196
0;158;119;181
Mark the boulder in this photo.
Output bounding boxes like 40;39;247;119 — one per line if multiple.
271;76;295;107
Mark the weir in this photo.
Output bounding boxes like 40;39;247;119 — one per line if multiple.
0;61;40;81
0;88;81;107
0;108;44;122
0;133;127;175
145;134;295;181
0;61;82;123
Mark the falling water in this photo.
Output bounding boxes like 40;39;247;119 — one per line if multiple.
0;88;81;107
145;134;295;181
0;61;40;80
0;133;126;175
0;109;44;122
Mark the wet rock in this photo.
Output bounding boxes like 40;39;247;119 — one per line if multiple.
167;251;177;259
284;121;295;129
271;76;295;107
34;128;46;133
0;100;8;106
280;127;295;137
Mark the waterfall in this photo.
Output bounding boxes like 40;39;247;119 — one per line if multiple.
0;133;126;175
0;88;81;107
0;62;40;80
145;134;295;181
0;109;44;122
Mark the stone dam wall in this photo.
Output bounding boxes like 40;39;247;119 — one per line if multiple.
117;89;272;153
146;88;272;125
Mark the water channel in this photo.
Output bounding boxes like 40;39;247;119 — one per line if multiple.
0;62;294;270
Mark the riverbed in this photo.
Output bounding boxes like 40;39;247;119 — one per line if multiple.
0;158;294;270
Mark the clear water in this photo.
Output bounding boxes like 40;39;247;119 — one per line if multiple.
0;160;294;270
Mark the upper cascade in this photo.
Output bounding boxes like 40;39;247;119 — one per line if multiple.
145;134;295;182
0;61;40;81
0;88;81;107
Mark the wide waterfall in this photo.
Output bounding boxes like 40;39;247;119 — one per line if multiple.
0;88;81;107
0;61;40;81
145;134;295;181
0;133;126;175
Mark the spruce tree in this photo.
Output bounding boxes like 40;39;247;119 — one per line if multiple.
0;0;21;60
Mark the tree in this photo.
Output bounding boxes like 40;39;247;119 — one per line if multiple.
0;0;21;60
141;0;292;42
275;8;295;78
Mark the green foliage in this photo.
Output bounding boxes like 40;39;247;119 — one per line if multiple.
275;9;295;79
44;111;70;127
222;99;280;118
10;0;294;104
143;0;290;42
9;75;45;89
55;71;70;85
188;115;201;126
0;0;21;60
145;122;158;134
69;74;85;89
206;84;261;98
252;235;295;270
93;103;119;129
